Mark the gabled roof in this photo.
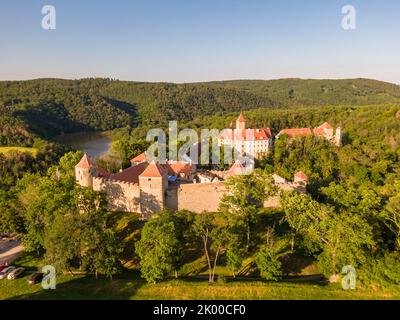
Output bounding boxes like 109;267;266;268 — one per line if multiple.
130;152;147;163
110;162;148;184
76;154;95;169
227;160;248;176
313;122;333;136
237;112;246;122
139;162;167;178
294;171;308;181
163;161;193;176
318;122;333;129
277;128;313;138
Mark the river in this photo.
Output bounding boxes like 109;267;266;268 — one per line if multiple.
55;132;112;159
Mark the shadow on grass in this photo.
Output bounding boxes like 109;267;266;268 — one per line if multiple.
6;274;147;300
107;211;144;268
176;274;328;286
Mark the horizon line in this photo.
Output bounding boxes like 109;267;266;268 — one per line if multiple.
0;76;399;86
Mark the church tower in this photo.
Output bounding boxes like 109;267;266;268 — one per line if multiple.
236;112;246;130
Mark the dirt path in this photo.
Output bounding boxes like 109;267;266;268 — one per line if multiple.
0;239;23;265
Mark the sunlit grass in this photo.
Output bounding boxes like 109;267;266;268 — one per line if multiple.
2;274;400;300
0;147;38;156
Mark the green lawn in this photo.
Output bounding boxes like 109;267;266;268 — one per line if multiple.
0;147;38;156
2;273;400;300
1;253;400;300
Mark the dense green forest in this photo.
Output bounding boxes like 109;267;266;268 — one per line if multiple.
1;78;400;146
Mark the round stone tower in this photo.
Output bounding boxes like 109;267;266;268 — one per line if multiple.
75;153;97;188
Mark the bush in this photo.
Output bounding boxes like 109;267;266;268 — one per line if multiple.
255;246;282;281
358;252;400;287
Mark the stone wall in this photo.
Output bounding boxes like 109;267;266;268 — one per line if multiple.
89;173;306;215
168;182;227;213
93;177;141;212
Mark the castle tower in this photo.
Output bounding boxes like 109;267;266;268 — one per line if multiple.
139;162;168;217
335;127;342;147
236;112;246;130
75;154;97;188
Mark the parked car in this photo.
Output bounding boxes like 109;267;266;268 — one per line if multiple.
7;267;25;280
28;272;44;285
0;264;8;272
0;266;16;279
0;231;11;239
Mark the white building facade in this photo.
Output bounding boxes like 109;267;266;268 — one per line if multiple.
218;113;273;160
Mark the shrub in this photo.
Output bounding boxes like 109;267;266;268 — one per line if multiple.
255;246;282;281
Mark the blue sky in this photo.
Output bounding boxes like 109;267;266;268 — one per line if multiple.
0;0;399;83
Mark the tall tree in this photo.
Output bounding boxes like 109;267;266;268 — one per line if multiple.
381;181;400;249
135;215;180;284
281;191;375;278
219;169;276;251
193;213;214;282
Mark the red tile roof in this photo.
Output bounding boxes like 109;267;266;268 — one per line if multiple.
227;160;248;176
237;113;246;122
278;128;313;138
219;128;272;141
76;154;95;169
139;162;168;178
294;171;308;181
130;152;147;163
163;161;193;176
313;122;333;136
110;162;148;184
76;154;111;178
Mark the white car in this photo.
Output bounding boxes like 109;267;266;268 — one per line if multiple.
0;266;16;279
7;267;25;280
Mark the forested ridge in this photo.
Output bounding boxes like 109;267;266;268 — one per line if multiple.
1;77;400;146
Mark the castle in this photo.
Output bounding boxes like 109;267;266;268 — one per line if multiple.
276;121;342;146
218;113;273;159
75;113;341;217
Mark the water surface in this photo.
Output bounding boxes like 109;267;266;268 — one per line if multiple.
55;132;112;158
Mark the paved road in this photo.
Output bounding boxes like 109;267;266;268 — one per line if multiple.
0;239;23;265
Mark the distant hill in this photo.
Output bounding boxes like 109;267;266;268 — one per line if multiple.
0;78;399;146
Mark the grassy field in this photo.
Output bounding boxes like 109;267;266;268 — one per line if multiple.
2;273;400;300
1;253;400;300
0;147;38;156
